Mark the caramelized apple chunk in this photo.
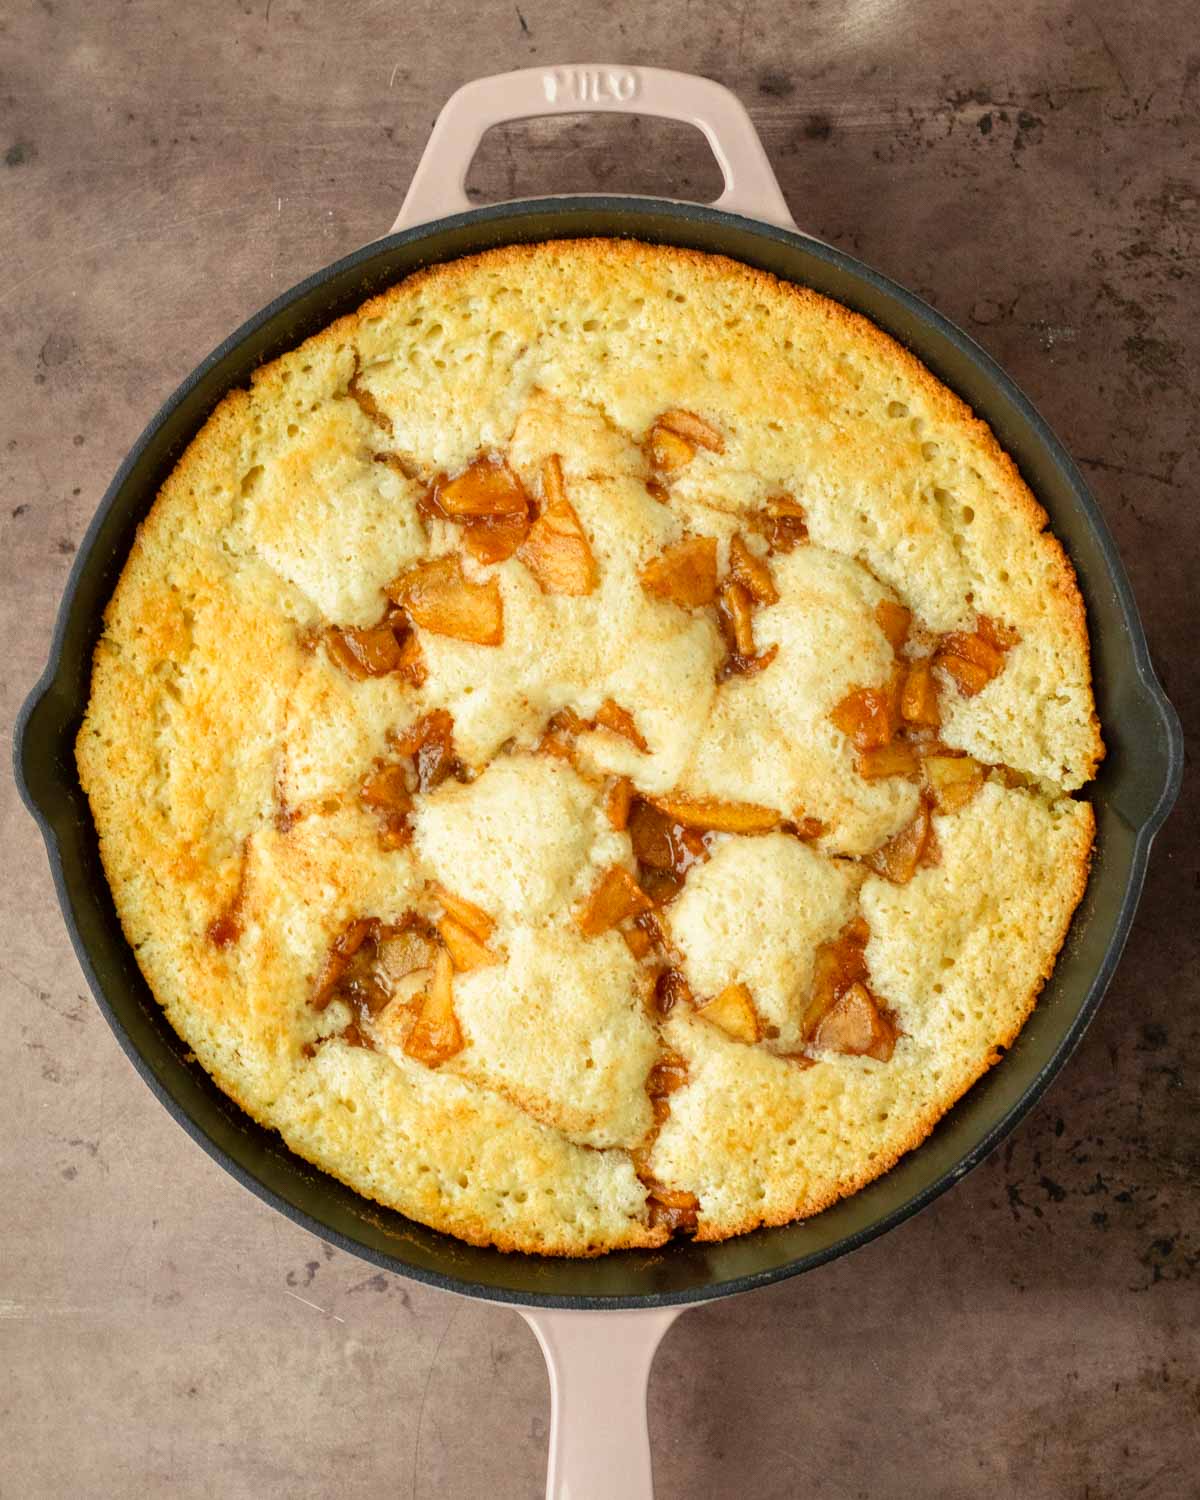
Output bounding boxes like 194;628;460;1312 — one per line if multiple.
431;884;495;942
645;424;696;474
799;918;870;1039
325;608;411;680
392;709;464;792
811;982;897;1062
855;741;920;781
645;1182;700;1233
518;458;598;596
923;753;985;813
646;793;781;835
751;494;809;552
604;776;635;831
800;917;899;1063
718;580;756;657
462;514;530;566
359;762;414;848
640;536;719;608
404;948;465;1067
696;981;762;1045
875;599;912;652
659;408;725;452
728;534;779;605
864;802;934;884
900;660;940;727
576;866;654;937
389;554;504;645
436;456;529;518
934;615;1018;697
831;678;902;751
593;699;650;752
437;916;499;971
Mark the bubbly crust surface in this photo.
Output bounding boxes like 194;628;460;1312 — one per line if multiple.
77;239;1100;1255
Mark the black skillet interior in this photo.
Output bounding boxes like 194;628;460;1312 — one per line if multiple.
14;199;1183;1308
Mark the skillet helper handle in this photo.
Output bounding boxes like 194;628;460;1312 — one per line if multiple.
521;1306;684;1500
392;64;795;231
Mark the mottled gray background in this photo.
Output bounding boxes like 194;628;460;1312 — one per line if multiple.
2;1;1197;1496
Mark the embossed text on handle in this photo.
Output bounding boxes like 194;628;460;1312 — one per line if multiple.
543;67;639;105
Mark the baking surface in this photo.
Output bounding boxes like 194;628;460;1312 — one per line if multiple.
1;0;1196;1494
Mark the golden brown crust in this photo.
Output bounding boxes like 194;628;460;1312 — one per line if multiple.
78;238;1100;1255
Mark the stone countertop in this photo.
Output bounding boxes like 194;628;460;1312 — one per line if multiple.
1;3;1196;1495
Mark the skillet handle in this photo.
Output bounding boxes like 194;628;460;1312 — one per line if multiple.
391;65;795;232
521;1305;684;1500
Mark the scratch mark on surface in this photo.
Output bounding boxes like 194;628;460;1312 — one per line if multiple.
1076;455;1178;487
411;1304;460;1498
388;62;402;89
283;1289;345;1322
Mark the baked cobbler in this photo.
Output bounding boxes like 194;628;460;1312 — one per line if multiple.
78;241;1101;1254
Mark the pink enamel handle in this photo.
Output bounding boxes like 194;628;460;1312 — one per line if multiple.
521;1306;685;1500
391;65;795;232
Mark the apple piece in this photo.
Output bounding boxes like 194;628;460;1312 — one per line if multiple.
593;698;650;752
431;884;496;942
875;599;912;652
811;982;896;1061
865;802;933;884
604;776;635;831
393;708;463;793
640;536;719;608
311;917;378;1010
728;533;779;605
359;763;413;816
900;660;940;726
940;630;1005;677
389;554;504;645
658;408;725;453
518;463;598;596
752;493;809;551
787;815;826;841
717;580;757;657
799;921;871;1039
438;914;499;971
923;753;985;813
855;741;920;780
436;456;529;517
576;866;654;937
644;1182;700;1232
325;610;410;679
462;514;530;565
622;924;655;960
404;948;464;1066
374;926;438;989
935;651;993;696
977;614;1020;651
696;981;761;1044
830;680;901;750
646;793;781;834
645;424;696;474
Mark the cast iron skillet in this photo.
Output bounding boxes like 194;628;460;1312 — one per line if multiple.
14;67;1182;1320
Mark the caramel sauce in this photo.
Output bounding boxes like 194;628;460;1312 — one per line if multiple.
205;841;249;949
627;798;710;905
309;913;440;1051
